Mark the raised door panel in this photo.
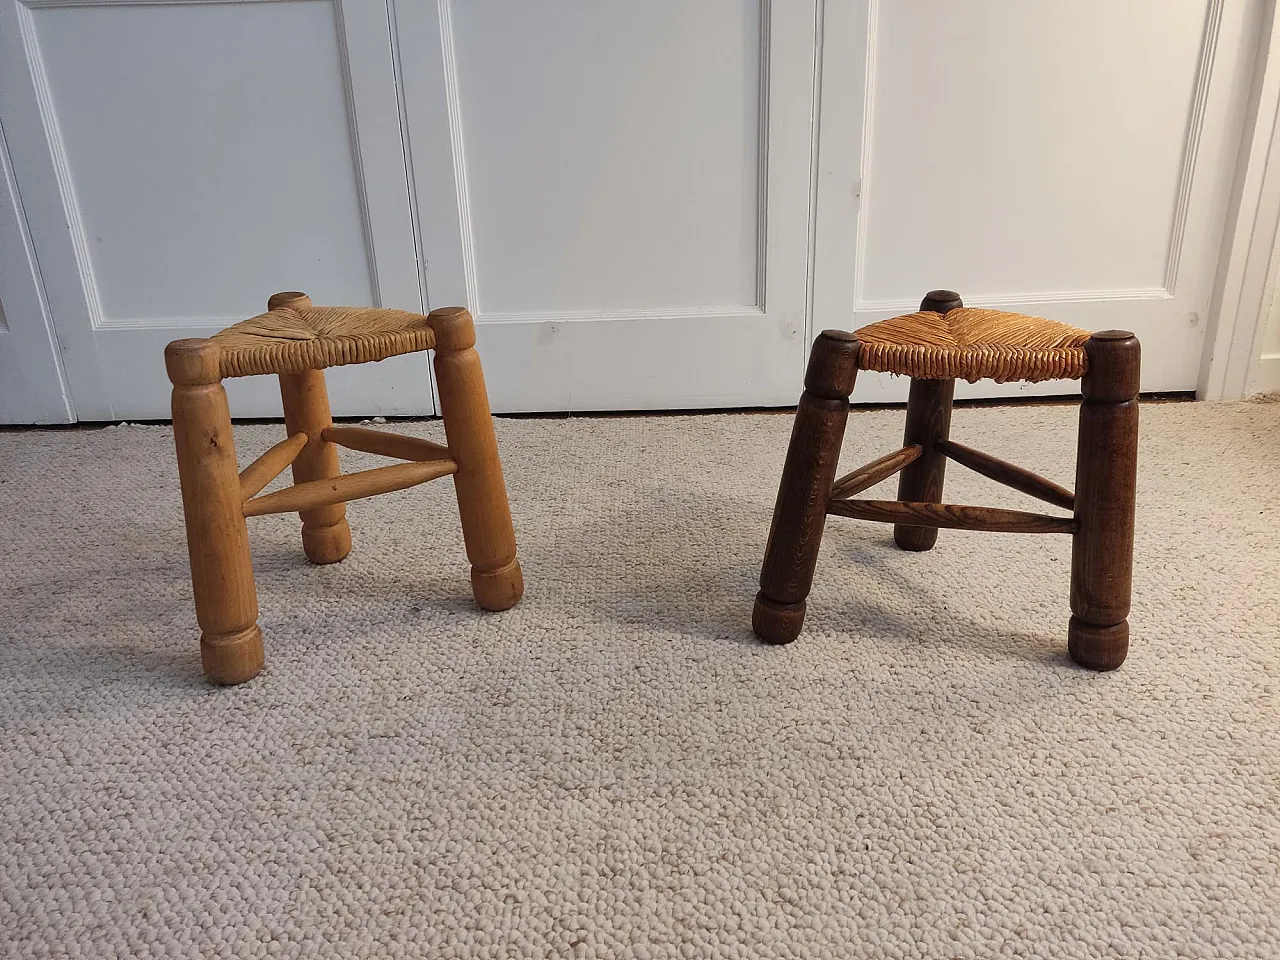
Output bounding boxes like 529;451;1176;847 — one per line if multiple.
815;0;1262;401
397;0;818;412
449;2;762;316
0;0;426;419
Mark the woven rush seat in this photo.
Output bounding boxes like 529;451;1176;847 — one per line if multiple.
854;307;1091;383
211;292;435;379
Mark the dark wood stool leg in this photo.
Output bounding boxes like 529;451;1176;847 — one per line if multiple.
753;331;860;644
166;339;265;685
894;290;962;551
1069;331;1140;670
894;378;955;550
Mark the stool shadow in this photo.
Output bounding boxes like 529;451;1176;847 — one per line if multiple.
1;556;218;696
361;478;763;647
37;481;1079;687
820;533;1073;666
472;476;1079;666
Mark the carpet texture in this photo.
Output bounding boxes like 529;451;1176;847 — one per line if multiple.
1;401;1278;958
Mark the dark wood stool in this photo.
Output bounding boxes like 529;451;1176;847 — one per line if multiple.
753;290;1139;670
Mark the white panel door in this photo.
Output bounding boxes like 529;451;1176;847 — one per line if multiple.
394;0;819;412
0;117;72;424
813;0;1263;401
0;0;429;421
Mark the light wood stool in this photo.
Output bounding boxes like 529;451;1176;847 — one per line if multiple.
753;290;1139;670
166;292;522;685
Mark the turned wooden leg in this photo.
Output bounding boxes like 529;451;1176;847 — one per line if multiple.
894;289;962;551
429;307;523;611
753;330;860;644
166;338;264;685
1069;331;1140;670
272;293;352;565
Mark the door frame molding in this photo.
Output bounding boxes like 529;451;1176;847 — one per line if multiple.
0;110;73;424
1201;0;1280;398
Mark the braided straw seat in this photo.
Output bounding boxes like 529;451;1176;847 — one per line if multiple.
854;308;1091;383
211;296;435;379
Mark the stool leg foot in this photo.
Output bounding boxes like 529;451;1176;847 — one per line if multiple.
166;339;264;685
1070;331;1140;670
279;367;352;565
1068;617;1128;671
752;593;808;646
201;624;266;687
430;308;523;612
754;331;860;644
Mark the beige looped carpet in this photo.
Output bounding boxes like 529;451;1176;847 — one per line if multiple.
1;400;1278;959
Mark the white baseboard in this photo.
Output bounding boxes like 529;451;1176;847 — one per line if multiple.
1254;353;1280;393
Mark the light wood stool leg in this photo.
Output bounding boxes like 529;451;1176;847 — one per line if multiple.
166;339;264;685
753;330;860;644
1069;331;1140;670
273;287;352;565
279;368;352;564
894;290;962;552
429;307;523;611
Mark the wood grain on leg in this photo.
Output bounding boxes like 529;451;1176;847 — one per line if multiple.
894;376;955;550
243;459;458;517
321;426;451;463
753;331;860;644
430;307;523;611
828;499;1075;534
239;432;308;501
279;368;352;565
894;290;962;551
934;439;1076;511
1069;331;1140;670
830;445;922;500
166;338;264;685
